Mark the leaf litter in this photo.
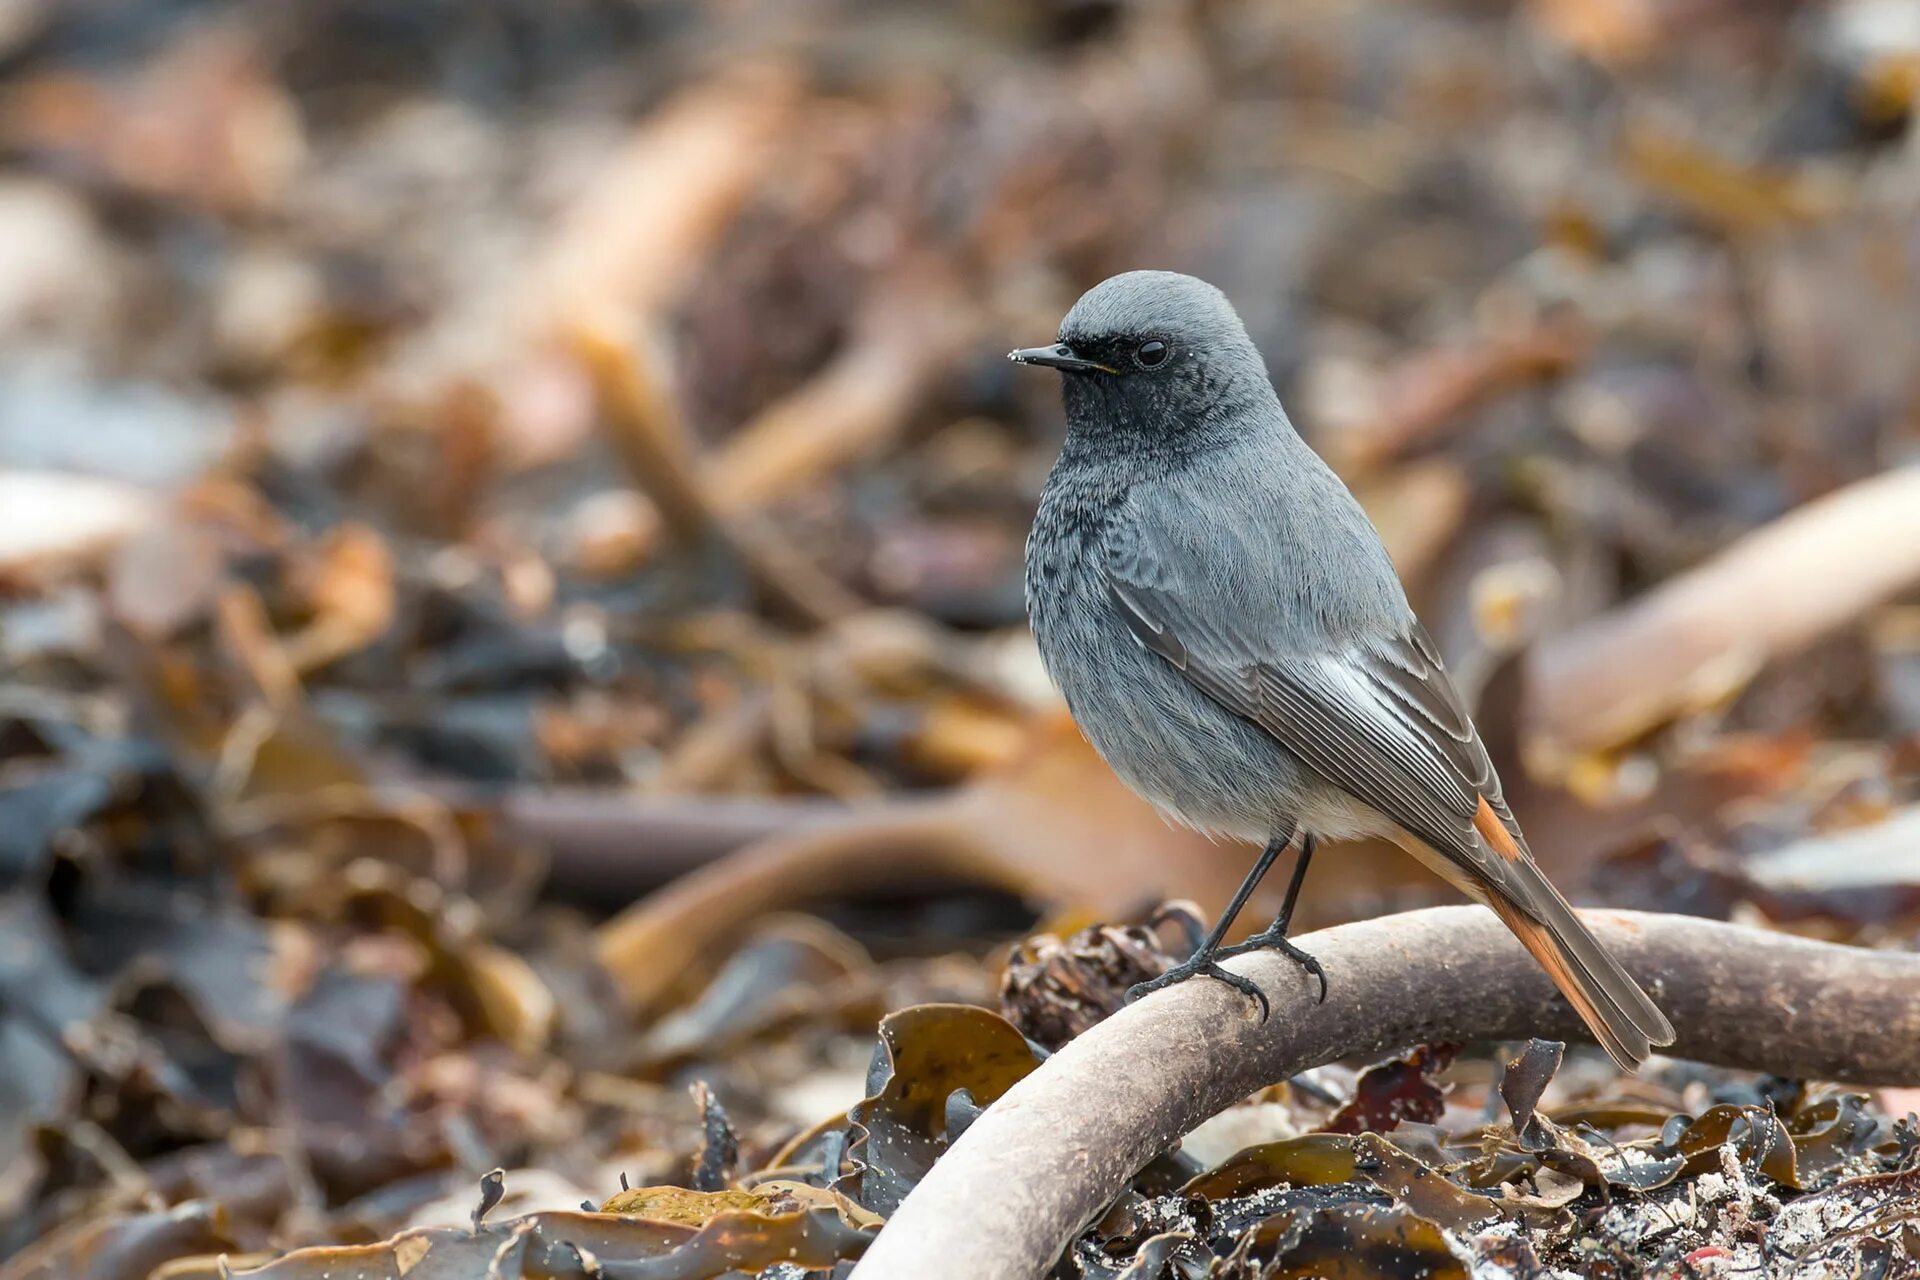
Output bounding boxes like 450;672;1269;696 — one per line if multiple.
2;0;1920;1276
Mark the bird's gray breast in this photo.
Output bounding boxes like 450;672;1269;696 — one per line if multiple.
1025;480;1309;841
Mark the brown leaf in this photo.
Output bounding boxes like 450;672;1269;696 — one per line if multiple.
282;523;396;672
598;1186;767;1225
1620;125;1841;236
1238;1198;1469;1280
689;1082;738;1193
0;28;302;214
1184;1133;1505;1234
1499;1039;1565;1142
0;1201;233;1280
846;1004;1044;1215
1325;1043;1457;1136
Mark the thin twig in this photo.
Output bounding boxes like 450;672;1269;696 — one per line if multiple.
570;318;866;627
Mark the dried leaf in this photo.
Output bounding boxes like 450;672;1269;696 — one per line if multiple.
689;1082;738;1193
1238;1199;1469;1280
283;523;396;672
846;1004;1043;1215
0;1201;233;1280
598;1186;766;1225
1500;1039;1564;1144
1325;1042;1457;1136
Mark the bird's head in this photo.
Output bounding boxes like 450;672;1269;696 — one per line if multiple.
1009;271;1276;449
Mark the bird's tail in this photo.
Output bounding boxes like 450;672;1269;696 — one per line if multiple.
1400;806;1676;1071
1483;874;1676;1073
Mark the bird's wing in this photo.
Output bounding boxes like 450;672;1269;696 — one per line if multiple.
1111;579;1520;876
1102;504;1511;876
1102;504;1675;1067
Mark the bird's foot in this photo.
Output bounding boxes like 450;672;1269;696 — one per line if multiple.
1127;952;1270;1021
1216;928;1329;1004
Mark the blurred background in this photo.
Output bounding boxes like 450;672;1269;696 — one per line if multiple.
1;0;1918;1274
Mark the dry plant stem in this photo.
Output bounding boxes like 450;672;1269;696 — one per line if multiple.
502;789;848;894
600;282;970;569
703;317;944;518
595;802;1037;1012
572;321;866;627
1526;465;1920;759
1329;326;1584;475
536;63;804;323
851;907;1920;1280
648;689;777;795
590;720;1333;1012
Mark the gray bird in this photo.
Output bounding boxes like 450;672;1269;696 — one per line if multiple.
1013;270;1675;1071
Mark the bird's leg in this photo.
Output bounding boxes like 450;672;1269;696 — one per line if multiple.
1216;835;1327;1003
1127;824;1296;1019
1270;830;1314;935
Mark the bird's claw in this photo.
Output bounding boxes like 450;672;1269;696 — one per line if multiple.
1144;901;1208;954
1128;956;1271;1022
1217;930;1329;1005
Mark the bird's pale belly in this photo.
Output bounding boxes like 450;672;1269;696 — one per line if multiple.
1103;730;1401;847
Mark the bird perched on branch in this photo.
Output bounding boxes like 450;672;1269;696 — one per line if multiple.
1013;270;1674;1070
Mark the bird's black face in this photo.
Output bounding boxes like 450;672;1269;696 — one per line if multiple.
1006;333;1174;378
1009;271;1270;450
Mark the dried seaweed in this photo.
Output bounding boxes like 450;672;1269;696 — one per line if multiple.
1325;1043;1457;1137
844;1005;1043;1215
2;0;1918;1275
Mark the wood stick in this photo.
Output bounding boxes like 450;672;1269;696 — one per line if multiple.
501;789;847;895
594;802;1033;1013
850;907;1920;1280
571;319;867;627
591;279;970;572
536;63;804;325
1524;465;1920;763
1326;326;1584;475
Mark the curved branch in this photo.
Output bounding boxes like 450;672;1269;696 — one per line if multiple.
595;802;1036;1013
849;908;1920;1280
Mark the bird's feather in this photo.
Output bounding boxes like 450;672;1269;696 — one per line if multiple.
1103;504;1675;1068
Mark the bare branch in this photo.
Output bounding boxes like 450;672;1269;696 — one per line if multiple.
1525;466;1920;762
850;907;1920;1280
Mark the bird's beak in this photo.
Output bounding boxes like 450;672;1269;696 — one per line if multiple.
1008;342;1116;375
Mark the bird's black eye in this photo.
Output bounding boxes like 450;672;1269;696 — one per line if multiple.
1133;339;1169;369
